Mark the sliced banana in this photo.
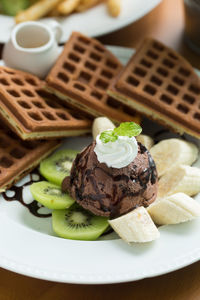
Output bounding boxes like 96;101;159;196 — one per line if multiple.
136;134;154;150
92;117;115;140
148;193;200;225
150;138;198;177
158;165;200;198
109;206;160;243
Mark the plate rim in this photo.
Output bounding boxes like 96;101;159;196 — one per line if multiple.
0;222;200;284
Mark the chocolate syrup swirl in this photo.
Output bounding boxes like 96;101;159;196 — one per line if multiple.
2;170;51;218
153;129;186;143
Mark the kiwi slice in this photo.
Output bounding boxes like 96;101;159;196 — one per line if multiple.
30;181;74;210
52;204;109;241
1;0;30;16
40;149;78;186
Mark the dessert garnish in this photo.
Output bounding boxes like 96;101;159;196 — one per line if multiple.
52;204;109;241
94;122;142;168
99;121;142;143
30;181;75;210
158;164;200;198
108;206;160;243
150;138;198;177
40;149;79;186
148;193;200;225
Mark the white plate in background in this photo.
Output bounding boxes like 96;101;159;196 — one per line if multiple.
0;46;199;284
0;0;162;43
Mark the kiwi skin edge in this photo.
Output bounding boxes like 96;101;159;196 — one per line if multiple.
30;181;75;210
39;149;79;186
52;205;109;241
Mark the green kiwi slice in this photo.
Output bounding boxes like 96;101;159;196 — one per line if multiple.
30;181;74;209
52;204;109;241
40;149;78;186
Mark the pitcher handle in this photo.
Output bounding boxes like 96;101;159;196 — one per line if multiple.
42;20;62;44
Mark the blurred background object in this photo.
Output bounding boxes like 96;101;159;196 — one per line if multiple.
184;0;200;53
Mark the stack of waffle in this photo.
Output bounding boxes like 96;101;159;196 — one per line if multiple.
108;38;200;139
0;32;140;191
45;33;199;139
0;32;199;192
45;32;140;124
0;66;93;191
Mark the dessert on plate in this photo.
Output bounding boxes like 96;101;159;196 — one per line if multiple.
0;28;199;245
60;120;160;242
28;116;200;243
62;122;158;219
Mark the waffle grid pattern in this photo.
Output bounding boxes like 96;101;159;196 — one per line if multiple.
46;32;140;122
0;122;58;189
0;67;91;134
113;39;200;135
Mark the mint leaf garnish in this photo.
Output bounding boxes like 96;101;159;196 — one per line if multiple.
100;130;118;143
99;122;142;143
114;122;142;137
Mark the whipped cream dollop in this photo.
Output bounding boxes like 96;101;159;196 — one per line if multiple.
94;134;138;169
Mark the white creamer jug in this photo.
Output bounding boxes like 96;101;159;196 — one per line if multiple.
3;20;62;78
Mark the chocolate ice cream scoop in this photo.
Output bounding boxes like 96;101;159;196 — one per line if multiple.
62;142;158;219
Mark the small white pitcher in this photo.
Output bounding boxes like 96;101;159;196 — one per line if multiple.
2;21;62;78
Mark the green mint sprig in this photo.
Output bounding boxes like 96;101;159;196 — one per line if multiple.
100;122;142;143
99;130;118;143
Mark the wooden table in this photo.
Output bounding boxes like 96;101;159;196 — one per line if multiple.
1;0;200;299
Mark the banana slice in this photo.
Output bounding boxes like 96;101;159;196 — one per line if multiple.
150;138;198;177
158;165;200;198
109;206;160;243
136;134;154;150
92;117;115;140
148;193;200;225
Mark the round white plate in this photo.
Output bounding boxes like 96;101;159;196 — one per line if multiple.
0;0;162;44
0;46;200;285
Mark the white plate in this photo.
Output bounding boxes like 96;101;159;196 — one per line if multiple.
0;0;161;43
0;46;200;285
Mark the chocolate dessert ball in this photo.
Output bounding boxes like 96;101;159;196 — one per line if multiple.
62;142;158;218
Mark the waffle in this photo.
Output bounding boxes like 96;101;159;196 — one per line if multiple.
0;66;91;140
0;121;60;191
108;38;200;139
46;32;141;124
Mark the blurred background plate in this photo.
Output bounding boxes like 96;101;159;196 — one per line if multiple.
0;0;161;44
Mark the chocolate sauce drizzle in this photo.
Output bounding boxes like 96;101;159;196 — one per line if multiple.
2;170;51;218
153;129;186;143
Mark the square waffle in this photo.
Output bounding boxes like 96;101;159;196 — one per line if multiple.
108;38;200;139
45;32;141;124
0;121;60;191
0;66;92;140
